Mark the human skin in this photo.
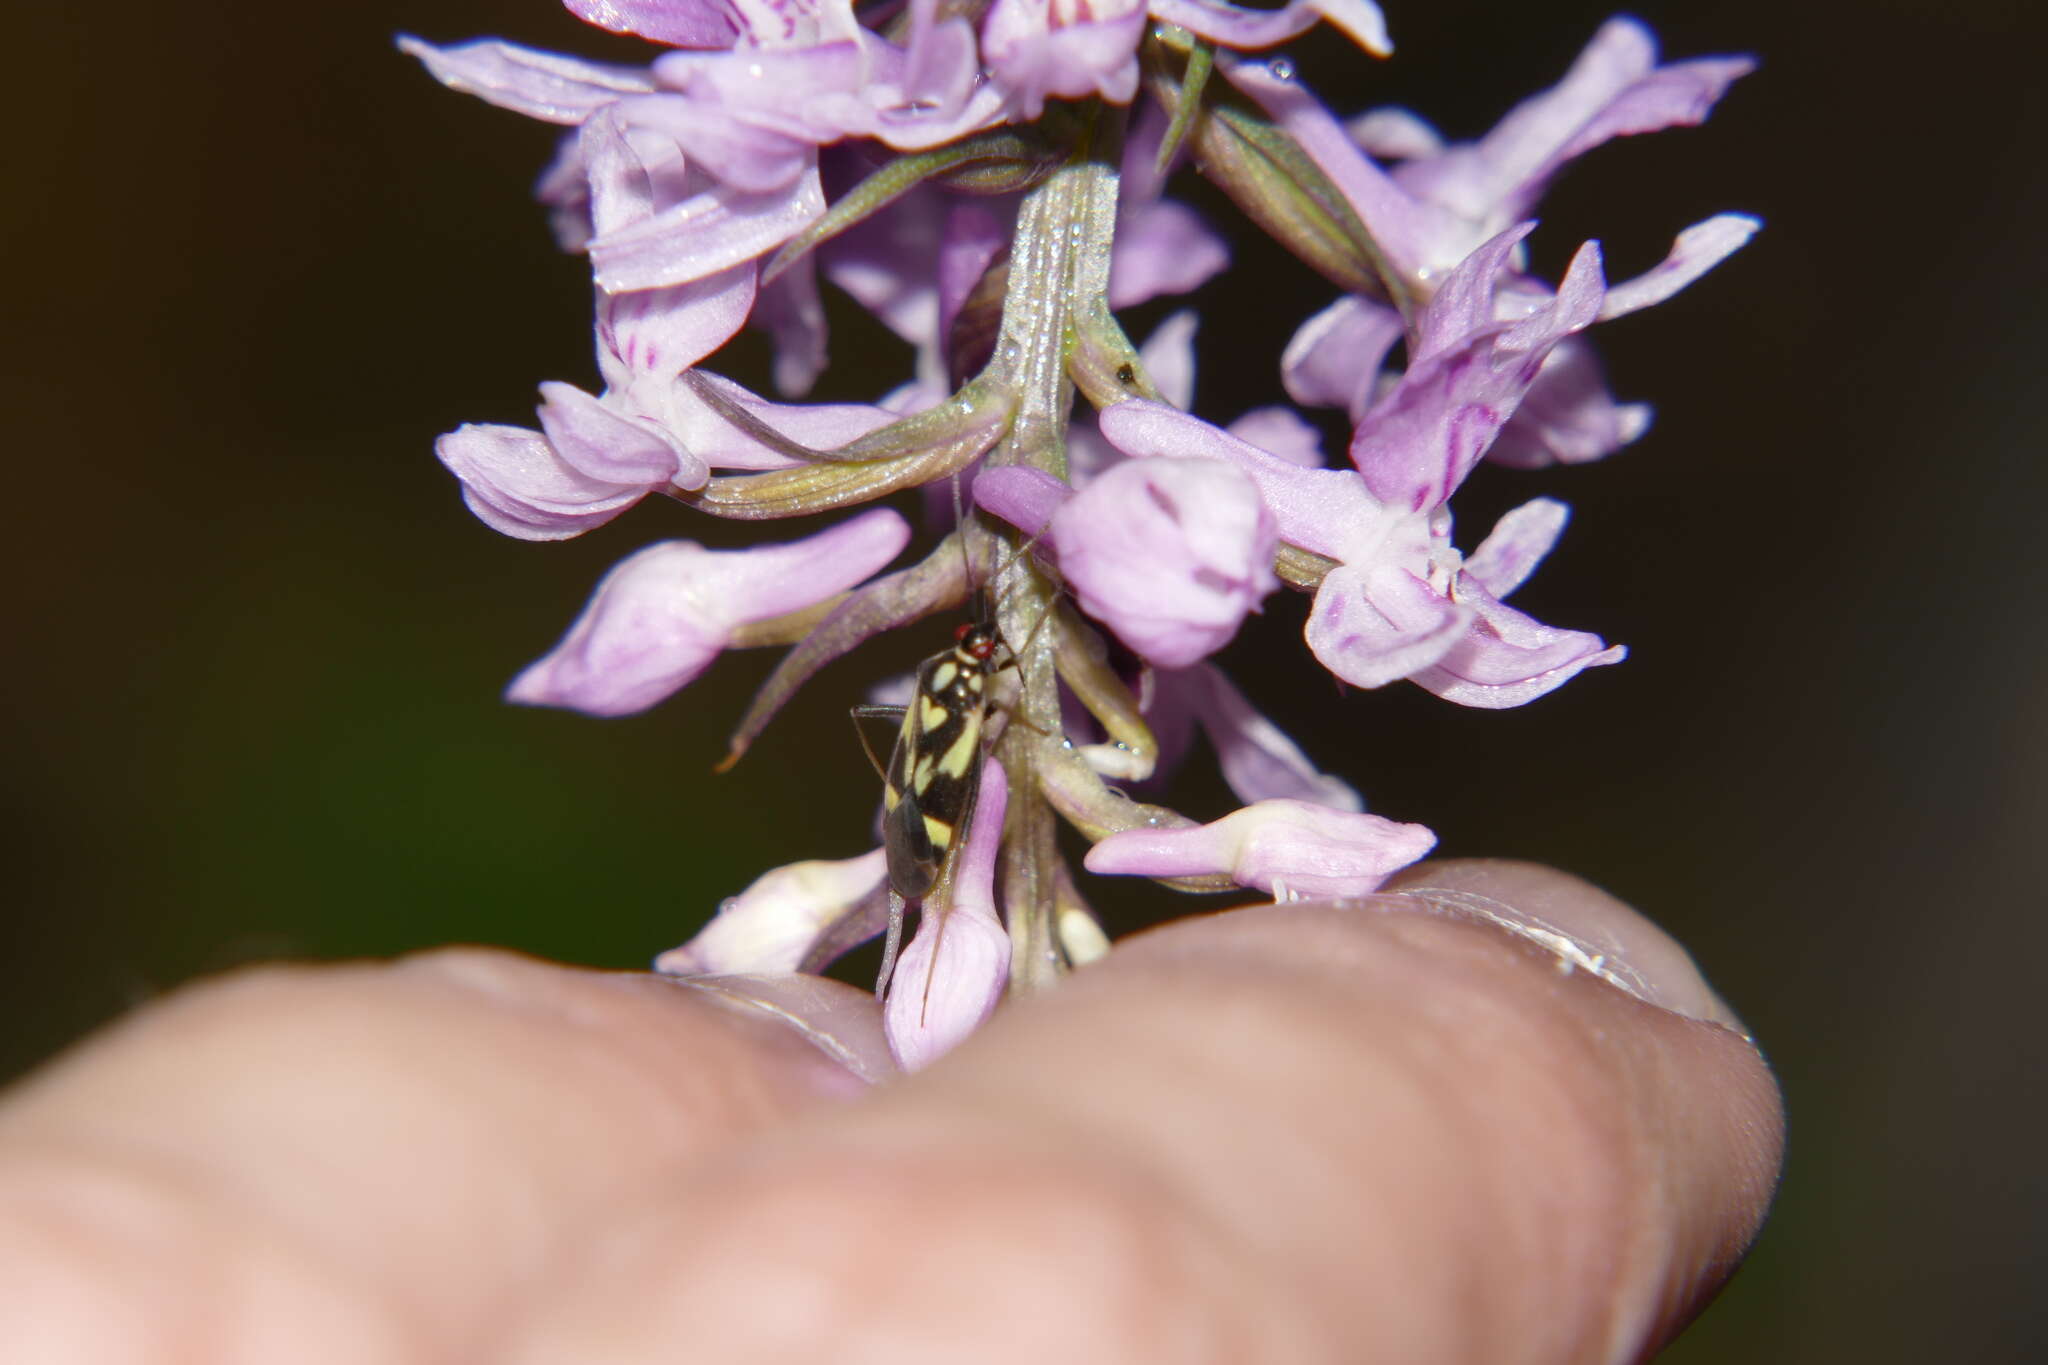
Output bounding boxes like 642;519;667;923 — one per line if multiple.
0;861;1782;1362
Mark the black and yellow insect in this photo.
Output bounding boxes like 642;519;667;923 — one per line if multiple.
855;617;1014;904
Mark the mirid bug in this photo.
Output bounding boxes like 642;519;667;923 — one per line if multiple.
875;620;1012;892
852;610;1016;991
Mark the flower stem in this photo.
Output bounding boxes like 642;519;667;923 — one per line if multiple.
985;112;1124;991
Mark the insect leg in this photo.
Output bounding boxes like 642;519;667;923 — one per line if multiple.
849;703;906;783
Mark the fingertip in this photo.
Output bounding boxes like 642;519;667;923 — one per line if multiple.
1385;858;1752;1033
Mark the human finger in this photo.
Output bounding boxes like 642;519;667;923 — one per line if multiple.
509;860;1783;1363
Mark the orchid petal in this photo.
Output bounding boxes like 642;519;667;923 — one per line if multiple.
563;0;745;49
1050;458;1279;668
1137;311;1199;411
536;132;597;251
1085;798;1434;899
1100;400;1380;563
398;36;654;123
1281;294;1404;419
589;168;825;292
980;4;1147;120
1108;200;1229;308
1455;19;1754;225
535;381;699;486
1352;235;1606;512
972;465;1069;538
1180;665;1362;810
1305;560;1470;689
597;269;759;390
1408;577;1625;708
616;89;815;193
1462;497;1568;599
576;105;688;241
1151;0;1391;57
886;759;1010;1071
655;849;890;976
821;186;945;352
1345;106;1444;161
1600;213;1760;320
752;255;829;396
435;421;649;541
507;507;910;715
1225;406;1325;468
937;202;1010;357
1485;338;1651;468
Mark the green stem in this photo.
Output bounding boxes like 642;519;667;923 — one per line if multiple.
985;112;1126;992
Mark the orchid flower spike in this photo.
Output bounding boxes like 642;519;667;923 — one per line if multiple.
408;4;1758;1058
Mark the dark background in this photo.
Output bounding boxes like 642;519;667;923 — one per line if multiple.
9;0;2041;1357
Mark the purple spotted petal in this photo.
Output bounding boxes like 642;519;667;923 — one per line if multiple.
563;0;744;49
1050;458;1279;668
507;507;911;715
1484;337;1650;469
1351;234;1606;512
1085;798;1434;899
1305;560;1470;689
1408;577;1625;708
398;36;654;123
655;849;889;975
596;270;758;393
981;2;1146;119
886;759;1010;1071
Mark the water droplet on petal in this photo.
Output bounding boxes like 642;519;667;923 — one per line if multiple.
1267;57;1295;80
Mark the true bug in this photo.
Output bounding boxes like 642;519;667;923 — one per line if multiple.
857;617;1014;900
852;519;1047;992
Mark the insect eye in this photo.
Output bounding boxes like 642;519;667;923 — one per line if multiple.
954;622;973;642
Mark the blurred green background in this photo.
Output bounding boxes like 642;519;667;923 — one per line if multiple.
8;0;2041;1357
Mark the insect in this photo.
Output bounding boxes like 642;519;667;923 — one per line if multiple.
852;520;1047;994
857;617;1014;900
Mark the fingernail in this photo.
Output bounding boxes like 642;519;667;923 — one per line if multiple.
666;973;900;1086
1385;861;1751;1035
